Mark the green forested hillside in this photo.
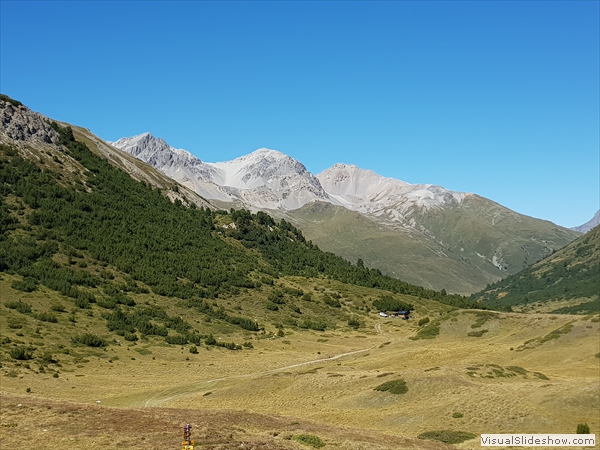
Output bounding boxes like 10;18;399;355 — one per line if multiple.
0;112;489;365
0;123;476;304
472;225;599;313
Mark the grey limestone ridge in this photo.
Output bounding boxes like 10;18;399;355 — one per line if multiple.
0;99;59;145
111;132;221;181
110;134;330;210
571;210;600;234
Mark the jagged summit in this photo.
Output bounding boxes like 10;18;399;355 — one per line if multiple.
110;133;200;163
209;148;314;189
110;137;330;210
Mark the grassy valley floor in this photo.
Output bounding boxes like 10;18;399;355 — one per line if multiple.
2;308;599;449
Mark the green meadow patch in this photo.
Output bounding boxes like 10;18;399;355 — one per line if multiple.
292;434;325;448
374;378;408;395
418;430;476;444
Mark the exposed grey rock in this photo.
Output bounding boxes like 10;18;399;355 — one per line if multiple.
0;100;59;145
571;210;600;234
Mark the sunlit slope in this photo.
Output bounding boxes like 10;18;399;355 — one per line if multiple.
283;202;493;294
473;225;599;313
283;198;578;295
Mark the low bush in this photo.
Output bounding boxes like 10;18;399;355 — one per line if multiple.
71;333;107;347
348;317;360;328
373;295;413;312
417;430;476;444
10;346;34;360
292;434;325;448
299;319;326;331
410;321;440;340
11;278;38;292
323;295;341;308
5;300;32;314
467;329;488;337
35;311;58;323
165;334;188;345
374;378;408;395
41;351;57;364
124;332;138;342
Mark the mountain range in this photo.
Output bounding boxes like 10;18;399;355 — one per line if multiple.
111;133;580;294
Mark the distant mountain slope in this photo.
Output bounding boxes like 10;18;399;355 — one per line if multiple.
111;132;580;294
472;225;600;314
317;163;465;218
281;197;578;294
571;210;600;234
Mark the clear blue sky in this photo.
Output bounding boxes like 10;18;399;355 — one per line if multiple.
1;1;598;228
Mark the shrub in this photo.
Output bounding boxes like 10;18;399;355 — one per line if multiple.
72;333;107;347
374;378;408;395
5;300;32;314
11;278;38;292
373;295;413;312
35;311;58;323
299;319;326;331
0;94;23;106
41;351;57;364
467;329;488;337
189;345;198;354
292;434;325;448
348;318;360;329
577;423;590;434
74;298;91;309
452;412;464;418
10;347;34;360
417;430;476;444
268;291;286;304
124;332;138;342
165;334;188;345
323;295;341;308
418;317;430;326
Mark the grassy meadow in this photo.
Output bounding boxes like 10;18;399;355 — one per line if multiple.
1;272;598;449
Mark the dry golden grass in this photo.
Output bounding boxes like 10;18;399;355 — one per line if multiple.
2;307;598;449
